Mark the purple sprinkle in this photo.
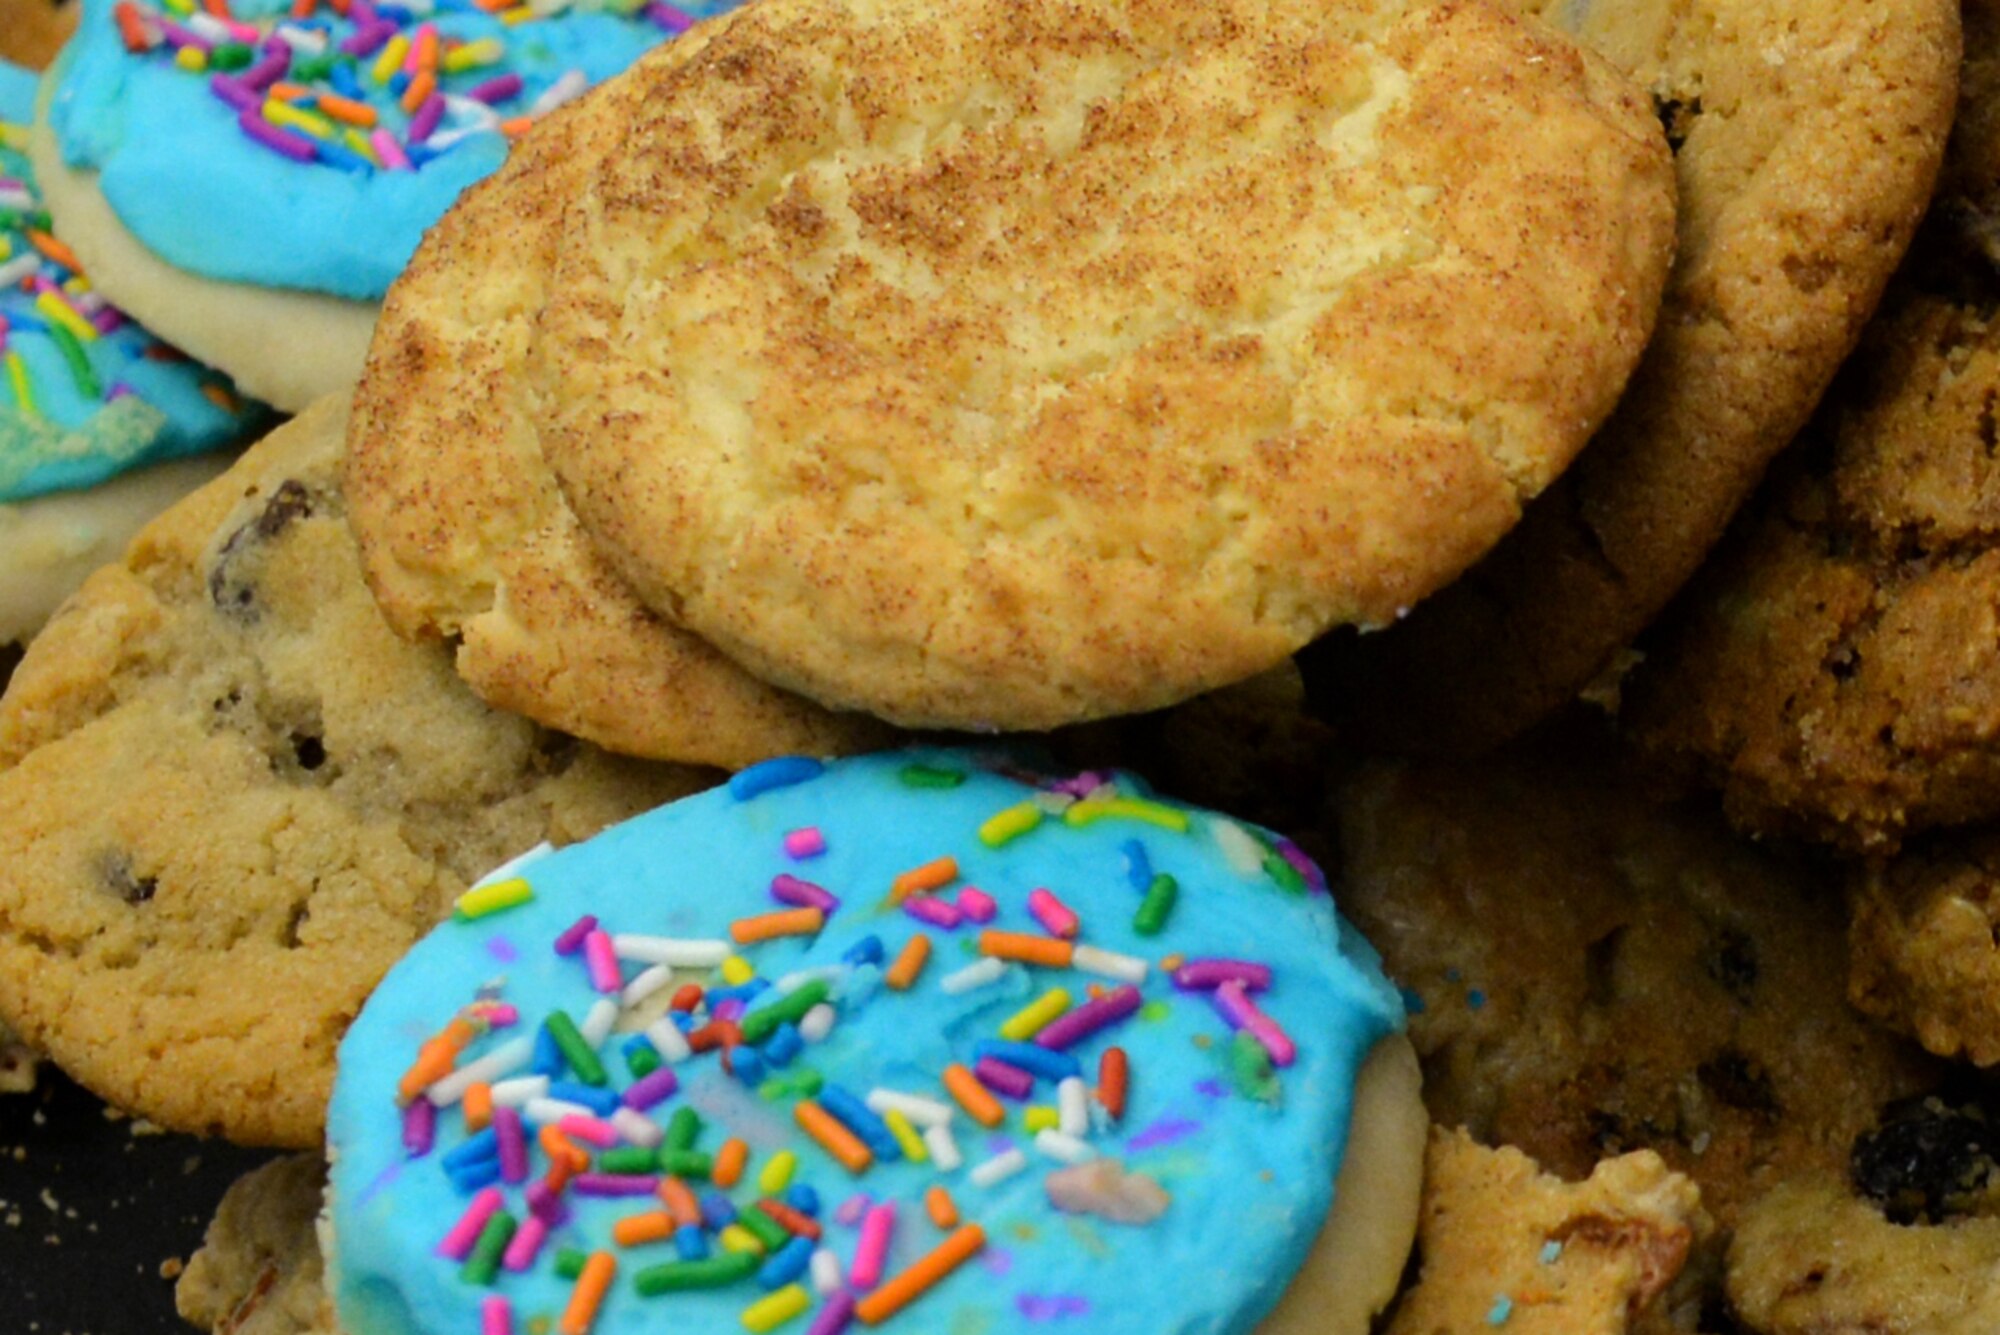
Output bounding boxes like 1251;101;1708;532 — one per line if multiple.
804;1290;855;1335
208;75;260;112
644;1;697;32
106;382;135;401
1050;770;1107;798
771;874;839;914
980;1247;1015;1276
553;914;598;956
240;46;290;91
622;1067;680;1111
972;1057;1034;1101
356;1160;405;1208
1127;1116;1201;1151
1274;838;1327;892
238;110;318;163
524;1179;571;1225
1016;1295;1090;1320
1034;985;1140;1051
338;18;396;57
1171;959;1272;993
465;72;524;105
408;92;446;143
834;1193;872;1227
156;18;212;51
572;1173;661;1198
91;308;124;335
713;998;747;1024
401;1098;436;1157
484;935;520;964
1193;1078;1228;1100
495;1107;528;1183
349;0;378;23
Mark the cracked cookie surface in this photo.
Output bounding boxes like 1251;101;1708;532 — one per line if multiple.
0;399;716;1147
534;0;1673;730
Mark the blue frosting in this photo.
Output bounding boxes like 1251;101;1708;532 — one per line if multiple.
0;61;267;501
48;0;730;300
327;749;1404;1335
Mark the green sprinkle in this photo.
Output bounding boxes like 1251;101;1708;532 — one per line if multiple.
600;1146;657;1175
735;1202;789;1251
656;1149;713;1180
739;979;830;1045
544;1010;606;1086
460;1211;517;1287
1139;1000;1172;1023
209;41;253;69
633;1251;760;1296
1132;872;1178;936
47;323;99;401
1261;851;1307;896
291;53;337;81
897;764;965;789
1229;1030;1279;1104
666;1107;704;1152
555;1247;589;1280
627;1042;662;1080
757;1068;824;1102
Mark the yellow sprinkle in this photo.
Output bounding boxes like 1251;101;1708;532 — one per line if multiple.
978;801;1042;848
5;352;37;420
370;33;409;83
498;4;535;23
740;1284;811;1332
442;36;504;71
62;274;90;294
454;877;533;921
1023;1106;1059;1133
757;1149;797;1195
719;1224;766;1256
883;1108;928;1163
158;0;193;13
173;45;207;72
0;237;10;261
343;127;379;164
263;99;335;140
720;955;755;987
34;291;98;343
0;125;26;152
1062;797;1190;832
999;988;1072;1042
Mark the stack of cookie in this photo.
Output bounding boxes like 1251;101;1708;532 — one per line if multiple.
0;0;1989;1329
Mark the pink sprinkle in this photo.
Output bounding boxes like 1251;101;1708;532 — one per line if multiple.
369;128;412;171
402;1098;436;1157
1172;959;1272;993
783;827;827;859
713;998;747;1024
972;1057;1034;1101
851;1203;896;1289
806;1291;856;1335
481;1296;513;1335
553;915;598;956
222;17;259;42
436;1188;504;1259
834;1194;872;1228
1051;770;1108;798
1215;980;1297;1067
771;873;839;913
1035;985;1141;1051
1027;888;1079;939
91;307;124;335
482;1003;520;1028
495;1107;528;1184
403;22;434;73
583;929;622;992
903;895;962;929
956;887;997;923
501;1214;549;1272
559;1114;619;1149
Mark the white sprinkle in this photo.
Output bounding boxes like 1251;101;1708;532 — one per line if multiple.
610;1107;664;1149
922;1123;963;1172
579;998;619;1048
474;841;553;889
488;1076;550;1107
1032;791;1076;815
441;94;503;128
644;1018;693;1064
798;1003;837;1044
1034;1130;1095;1165
970;1147;1027;1188
776;965;849;994
184;12;231;41
0;254;38;290
809;1247;844;1296
423;1034;534;1106
1072;945;1148;984
621;962;676;1007
865;1089;953;1129
1057;1077;1090;1138
522;1097;597;1126
613;936;733;969
1213;819;1266;875
526;68;588;117
939;958;1008;995
273;22;328;51
0;187;35;213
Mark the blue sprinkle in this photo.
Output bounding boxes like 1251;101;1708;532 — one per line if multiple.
708;979;771;1008
971;1040;1082;1084
530;1024;565;1077
329;63;362;98
731;1047;767;1086
784;1183;820;1217
758;1235;814;1290
1445;968;1462;984
699;1191;737;1230
312;139;374;174
548;1081;619;1116
1538;1240;1563;1265
387;71;410;96
442;1156;502;1193
842;935;885;968
441;1128;499;1171
820;1084;902;1162
1398;986;1426;1015
729;756;825;801
763;1023;803;1068
1487;1296;1513;1326
1466;989;1487;1010
674;1224;708;1260
1121;839;1152;894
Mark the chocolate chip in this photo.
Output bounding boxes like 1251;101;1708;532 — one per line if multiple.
1697;1050;1779;1117
1701;927;1760;1004
1651;93;1701;154
1852;1095;1998;1224
208;480;315;617
99;855;157;906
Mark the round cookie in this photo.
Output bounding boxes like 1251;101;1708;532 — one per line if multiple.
0;396;717;1148
347;73;891;771
31;0;736;412
529;0;1675;731
326;749;1423;1334
0;0;77;70
0;60;269;643
178;1154;338;1335
1299;0;1961;755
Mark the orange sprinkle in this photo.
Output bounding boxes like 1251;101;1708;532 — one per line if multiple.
559;1251;615;1335
794;1100;873;1174
539;1125;589;1173
657;1176;701;1227
885;934;932;990
288;0;316;17
941;1064;1004;1128
890;856;957;902
399;69;436;115
925;1186;959;1229
114;2;152;52
267;80;311;100
731;907;824;945
499;115;534;138
1161;952;1187;972
853;1224;985;1325
611;1211;675;1247
544;1157;576;1194
755;1197;822;1241
314;92;378;127
1098;1047;1129;1121
395;1018;476;1103
202;0;230;17
199;381;241;413
26;229;81;274
463;1082;494;1134
978;930;1073;970
713;1137;749;1189
412;24;438;70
